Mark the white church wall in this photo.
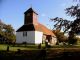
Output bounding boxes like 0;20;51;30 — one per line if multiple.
16;31;35;44
35;31;43;44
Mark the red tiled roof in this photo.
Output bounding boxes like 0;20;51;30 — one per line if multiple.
37;23;55;36
17;23;55;36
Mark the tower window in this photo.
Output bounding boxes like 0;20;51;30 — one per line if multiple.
23;31;27;36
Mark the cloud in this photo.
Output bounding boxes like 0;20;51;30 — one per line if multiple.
41;13;46;17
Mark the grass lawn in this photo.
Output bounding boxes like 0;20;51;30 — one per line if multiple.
1;44;80;51
0;44;35;51
0;44;46;51
1;44;80;60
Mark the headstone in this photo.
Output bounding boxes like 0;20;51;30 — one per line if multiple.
7;46;9;51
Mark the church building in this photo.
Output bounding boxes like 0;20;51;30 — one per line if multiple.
16;8;57;45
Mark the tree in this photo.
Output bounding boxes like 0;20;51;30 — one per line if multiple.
65;4;80;44
0;20;16;43
53;30;68;44
68;35;77;45
50;17;73;33
73;0;80;2
50;4;80;44
65;4;80;34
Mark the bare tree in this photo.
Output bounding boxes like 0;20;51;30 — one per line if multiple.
50;17;73;33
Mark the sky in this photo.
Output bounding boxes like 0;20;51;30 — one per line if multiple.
0;0;79;31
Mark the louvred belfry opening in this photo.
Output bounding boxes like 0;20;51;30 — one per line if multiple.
24;7;38;25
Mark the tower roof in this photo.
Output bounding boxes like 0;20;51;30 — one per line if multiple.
24;7;38;15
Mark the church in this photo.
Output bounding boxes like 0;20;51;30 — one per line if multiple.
16;8;57;45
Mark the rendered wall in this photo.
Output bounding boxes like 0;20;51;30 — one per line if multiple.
16;31;35;44
16;31;43;44
35;31;43;44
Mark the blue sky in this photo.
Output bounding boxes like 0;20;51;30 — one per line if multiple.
0;0;79;31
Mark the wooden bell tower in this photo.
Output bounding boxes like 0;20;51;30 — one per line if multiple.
24;8;38;25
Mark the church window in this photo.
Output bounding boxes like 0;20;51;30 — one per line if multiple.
23;31;27;36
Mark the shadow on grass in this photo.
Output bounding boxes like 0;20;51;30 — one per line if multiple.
0;49;80;60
